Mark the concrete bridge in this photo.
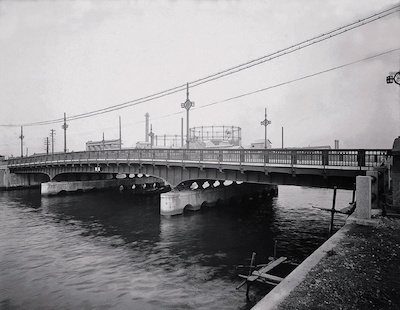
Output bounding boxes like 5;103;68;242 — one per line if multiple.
5;147;394;215
7;148;389;189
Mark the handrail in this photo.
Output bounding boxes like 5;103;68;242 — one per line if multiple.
7;148;391;169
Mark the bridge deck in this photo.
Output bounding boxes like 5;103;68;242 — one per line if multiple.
7;148;390;170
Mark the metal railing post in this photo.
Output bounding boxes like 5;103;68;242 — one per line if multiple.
291;150;297;165
357;150;366;168
322;150;329;166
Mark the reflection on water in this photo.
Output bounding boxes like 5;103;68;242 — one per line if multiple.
0;186;351;309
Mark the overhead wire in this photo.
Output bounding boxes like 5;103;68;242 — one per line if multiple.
1;4;399;127
26;47;399;139
146;47;400;119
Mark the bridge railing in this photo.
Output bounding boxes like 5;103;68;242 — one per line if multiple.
7;148;390;169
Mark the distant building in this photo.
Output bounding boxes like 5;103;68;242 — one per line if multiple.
190;126;242;147
135;141;152;149
300;145;331;149
250;139;272;149
86;139;121;151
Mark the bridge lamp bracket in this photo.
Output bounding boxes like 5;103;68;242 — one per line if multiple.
387;72;400;85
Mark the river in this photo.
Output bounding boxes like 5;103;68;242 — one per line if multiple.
0;185;351;310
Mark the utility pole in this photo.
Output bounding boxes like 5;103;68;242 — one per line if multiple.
44;137;50;154
102;132;105;150
181;117;184;148
19;126;24;157
119;116;122;150
61;112;68;153
181;83;195;149
260;108;271;149
282;127;284;149
145;113;150;142
50;129;56;154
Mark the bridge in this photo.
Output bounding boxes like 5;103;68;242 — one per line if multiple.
7;147;390;190
3;144;398;216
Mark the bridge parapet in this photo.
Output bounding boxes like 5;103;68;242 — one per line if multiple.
7;148;390;170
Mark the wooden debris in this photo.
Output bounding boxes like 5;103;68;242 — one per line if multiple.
237;253;288;299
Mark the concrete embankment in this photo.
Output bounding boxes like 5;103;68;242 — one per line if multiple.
252;216;400;309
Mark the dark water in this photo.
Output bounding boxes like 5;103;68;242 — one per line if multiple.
0;186;351;310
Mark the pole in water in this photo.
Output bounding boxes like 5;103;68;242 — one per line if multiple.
329;186;337;237
246;252;256;300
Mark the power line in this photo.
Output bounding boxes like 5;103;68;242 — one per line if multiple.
190;5;400;88
1;4;399;128
64;47;400;132
152;47;400;118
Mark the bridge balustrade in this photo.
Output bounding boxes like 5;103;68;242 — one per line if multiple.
7;148;390;170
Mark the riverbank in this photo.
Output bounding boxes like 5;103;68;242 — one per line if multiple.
253;216;400;309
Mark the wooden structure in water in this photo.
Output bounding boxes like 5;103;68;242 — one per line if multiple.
237;252;287;299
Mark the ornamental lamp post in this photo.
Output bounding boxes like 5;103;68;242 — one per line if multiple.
61;112;68;153
260;108;271;149
386;71;400;85
386;70;400;134
181;83;195;149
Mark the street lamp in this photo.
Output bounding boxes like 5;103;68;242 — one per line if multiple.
387;70;400;135
260;108;271;149
149;124;155;148
386;71;400;85
181;83;195;149
61;112;68;153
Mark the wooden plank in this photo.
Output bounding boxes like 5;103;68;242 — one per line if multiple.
256;278;280;286
256;257;287;274
255;272;284;283
238;257;287;284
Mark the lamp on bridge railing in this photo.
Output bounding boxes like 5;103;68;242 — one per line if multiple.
260;108;271;149
181;83;195;149
61;112;68;153
149;124;155;148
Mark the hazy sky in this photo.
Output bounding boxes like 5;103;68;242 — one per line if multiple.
1;0;399;157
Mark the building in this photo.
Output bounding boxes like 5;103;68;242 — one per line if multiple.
250;139;272;149
86;139;121;151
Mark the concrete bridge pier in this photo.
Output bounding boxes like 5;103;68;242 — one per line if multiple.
41;174;165;196
160;182;277;216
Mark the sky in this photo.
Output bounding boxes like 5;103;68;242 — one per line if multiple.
0;0;399;157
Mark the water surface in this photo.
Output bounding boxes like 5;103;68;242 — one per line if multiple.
0;186;351;309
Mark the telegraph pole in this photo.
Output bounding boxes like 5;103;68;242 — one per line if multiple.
119;116;122;149
50;129;56;154
145;113;150;142
261;108;271;149
181;117;184;148
44;137;50;154
62;112;68;153
19;126;24;157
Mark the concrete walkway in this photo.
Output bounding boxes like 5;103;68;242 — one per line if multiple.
252;216;400;310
